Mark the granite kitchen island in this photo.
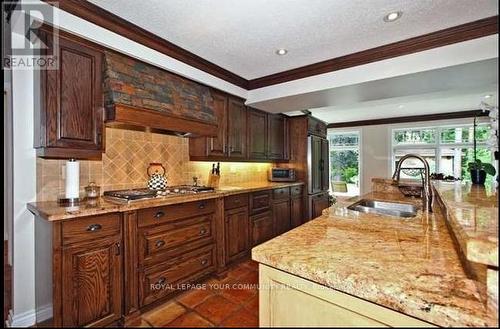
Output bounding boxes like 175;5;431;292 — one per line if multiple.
252;179;498;327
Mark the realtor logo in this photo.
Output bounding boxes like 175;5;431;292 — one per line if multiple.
2;1;59;70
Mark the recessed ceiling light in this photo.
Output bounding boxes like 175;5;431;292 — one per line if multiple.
484;94;492;99
383;11;402;22
275;48;288;56
398;105;405;109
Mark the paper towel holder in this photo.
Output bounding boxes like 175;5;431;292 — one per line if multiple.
58;158;81;206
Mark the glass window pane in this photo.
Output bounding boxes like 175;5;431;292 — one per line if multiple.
394;129;436;145
440;147;493;183
330;133;359;147
440;125;491;144
394;149;436;179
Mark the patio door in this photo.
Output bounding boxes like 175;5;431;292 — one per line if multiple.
328;131;360;197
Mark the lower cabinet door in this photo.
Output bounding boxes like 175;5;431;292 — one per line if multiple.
62;237;122;327
290;196;304;228
224;206;250;263
273;200;291;235
250;211;274;246
309;193;329;220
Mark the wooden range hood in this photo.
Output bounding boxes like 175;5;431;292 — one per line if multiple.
103;51;218;137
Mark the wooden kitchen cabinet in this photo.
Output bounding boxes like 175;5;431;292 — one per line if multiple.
309;192;330;219
273;199;291;235
227;97;247;159
250;211;274;246
224;206;250;263
61;237;122;327
247;108;268;160
36;27;104;160
290;186;305;228
206;91;228;157
268;114;289;160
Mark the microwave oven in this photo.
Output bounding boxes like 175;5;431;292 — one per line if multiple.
268;168;296;182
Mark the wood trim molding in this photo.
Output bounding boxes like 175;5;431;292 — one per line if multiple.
43;0;497;91
248;16;499;89
327;110;488;128
43;0;248;89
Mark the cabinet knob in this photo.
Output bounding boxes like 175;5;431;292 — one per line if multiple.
154;211;165;219
156;277;167;285
86;224;102;232
200;259;208;266
155;240;166;248
199;227;207;235
198;202;206;209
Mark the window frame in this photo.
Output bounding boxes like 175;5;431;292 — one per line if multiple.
328;129;362;195
391;123;492;178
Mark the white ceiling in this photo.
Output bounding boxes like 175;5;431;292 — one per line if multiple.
88;0;498;79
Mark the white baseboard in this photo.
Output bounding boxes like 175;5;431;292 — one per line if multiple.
8;304;53;327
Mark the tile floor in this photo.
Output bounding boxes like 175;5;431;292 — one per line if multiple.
135;259;259;328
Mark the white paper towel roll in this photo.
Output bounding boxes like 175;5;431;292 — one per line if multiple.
65;160;80;199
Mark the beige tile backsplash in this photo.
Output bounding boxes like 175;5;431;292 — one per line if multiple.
36;127;271;201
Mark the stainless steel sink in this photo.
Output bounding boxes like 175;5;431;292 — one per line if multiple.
347;199;418;218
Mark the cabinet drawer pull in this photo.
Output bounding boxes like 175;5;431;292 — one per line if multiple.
86;224;102;232
156;277;167;285
155;240;166;248
199;227;207;235
200;259;208;266
115;242;121;256
154;211;165;219
198;202;206;209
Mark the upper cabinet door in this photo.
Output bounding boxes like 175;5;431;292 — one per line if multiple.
267;114;288;160
227;97;247;159
207;91;228;157
37;29;104;159
247;108;268;160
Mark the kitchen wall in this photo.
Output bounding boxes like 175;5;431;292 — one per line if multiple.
36;127;271;201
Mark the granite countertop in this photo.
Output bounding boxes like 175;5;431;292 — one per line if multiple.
28;181;304;221
433;181;498;267
252;185;498;327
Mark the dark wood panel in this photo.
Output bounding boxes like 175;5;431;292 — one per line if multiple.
137;199;215;228
44;0;248;89
290;185;304;197
224;193;249;210
247;108;268;159
207;91;228;156
327;110;488;128
61;213;121;246
62;237;122;327
249;190;272;214
273;199;291;236
309;193;330;220
250;211;274;247
224;206;250;263
227;97;247;159
37;27;104;159
267;114;288;160
248;16;499;89
139;215;214;266
307;116;327;138
273;187;290;201
123;211;139;317
290;196;305;228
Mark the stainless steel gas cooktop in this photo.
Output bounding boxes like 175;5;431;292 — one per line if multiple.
103;185;215;203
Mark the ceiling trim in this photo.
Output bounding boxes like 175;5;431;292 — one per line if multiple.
248;16;499;89
44;0;497;92
327;110;488;128
43;0;249;89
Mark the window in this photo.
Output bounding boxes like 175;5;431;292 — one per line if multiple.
392;124;494;184
329;131;360;197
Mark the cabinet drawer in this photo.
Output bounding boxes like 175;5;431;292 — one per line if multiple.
139;215;214;265
138;199;215;228
225;193;248;210
139;245;216;307
291;185;304;196
249;190;272;214
273;187;290;200
62;213;121;245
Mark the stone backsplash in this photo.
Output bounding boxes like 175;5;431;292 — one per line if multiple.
36;127;271;201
